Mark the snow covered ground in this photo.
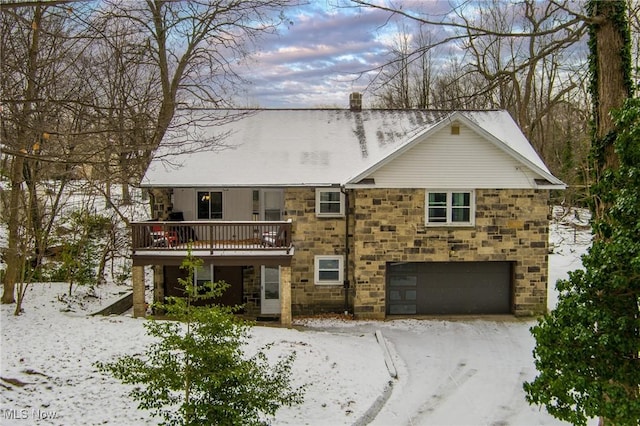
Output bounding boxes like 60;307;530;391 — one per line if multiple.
0;207;592;425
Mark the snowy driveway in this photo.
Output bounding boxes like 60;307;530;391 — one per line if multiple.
301;318;570;426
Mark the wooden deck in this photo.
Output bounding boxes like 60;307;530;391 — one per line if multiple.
130;220;294;266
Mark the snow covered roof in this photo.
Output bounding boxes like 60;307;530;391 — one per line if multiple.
141;109;564;188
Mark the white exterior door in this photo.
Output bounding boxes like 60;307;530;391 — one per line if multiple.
261;266;281;315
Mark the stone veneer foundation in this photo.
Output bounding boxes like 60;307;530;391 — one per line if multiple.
285;187;550;319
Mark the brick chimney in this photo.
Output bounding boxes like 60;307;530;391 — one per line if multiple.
349;92;362;111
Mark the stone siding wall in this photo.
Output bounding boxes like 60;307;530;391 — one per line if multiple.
242;265;261;317
284;188;353;315
149;186;549;319
153;265;164;306
150;188;173;220
352;188;550;318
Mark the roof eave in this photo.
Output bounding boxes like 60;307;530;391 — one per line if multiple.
452;113;566;187
535;182;567;190
139;182;341;188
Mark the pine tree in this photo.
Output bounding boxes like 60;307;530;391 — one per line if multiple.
97;250;304;425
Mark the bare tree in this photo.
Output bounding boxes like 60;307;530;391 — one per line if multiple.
1;0;298;306
94;0;295;160
410;27;436;109
1;2;95;305
630;0;640;87
376;26;411;108
77;15;161;205
373;25;438;109
351;0;592;202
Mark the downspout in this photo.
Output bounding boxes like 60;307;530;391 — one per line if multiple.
341;186;350;314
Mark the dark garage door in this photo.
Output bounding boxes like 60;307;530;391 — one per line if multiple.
386;262;512;315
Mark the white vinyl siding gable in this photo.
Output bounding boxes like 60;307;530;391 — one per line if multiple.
368;125;540;188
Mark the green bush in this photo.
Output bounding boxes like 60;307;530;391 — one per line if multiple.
96;250;304;425
524;98;640;425
47;210;112;294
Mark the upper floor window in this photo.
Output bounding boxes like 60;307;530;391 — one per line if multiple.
197;191;223;220
316;188;344;217
426;191;474;226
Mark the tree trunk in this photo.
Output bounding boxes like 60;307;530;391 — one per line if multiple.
3;5;43;304
121;181;131;205
1;156;24;304
592;1;630;170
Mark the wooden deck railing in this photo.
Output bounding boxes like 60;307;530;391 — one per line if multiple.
131;220;292;254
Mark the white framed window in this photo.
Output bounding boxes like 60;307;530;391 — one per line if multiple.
193;264;214;295
426;190;474;226
314;255;344;285
195;264;214;286
315;188;345;217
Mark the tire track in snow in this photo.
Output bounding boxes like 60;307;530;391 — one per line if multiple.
408;360;478;424
487;367;528;426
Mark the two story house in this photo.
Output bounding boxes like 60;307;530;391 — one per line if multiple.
130;95;564;325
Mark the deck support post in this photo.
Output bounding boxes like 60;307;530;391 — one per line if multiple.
280;265;292;327
153;265;164;305
133;265;146;318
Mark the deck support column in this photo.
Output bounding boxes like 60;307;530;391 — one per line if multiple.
280;265;292;327
133;265;146;318
153;265;164;305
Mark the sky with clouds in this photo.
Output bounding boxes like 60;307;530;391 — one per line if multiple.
234;1;436;108
234;0;593;110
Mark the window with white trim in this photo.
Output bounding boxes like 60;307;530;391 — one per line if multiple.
314;255;344;285
194;264;214;295
315;188;344;217
426;191;474;225
195;264;213;287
